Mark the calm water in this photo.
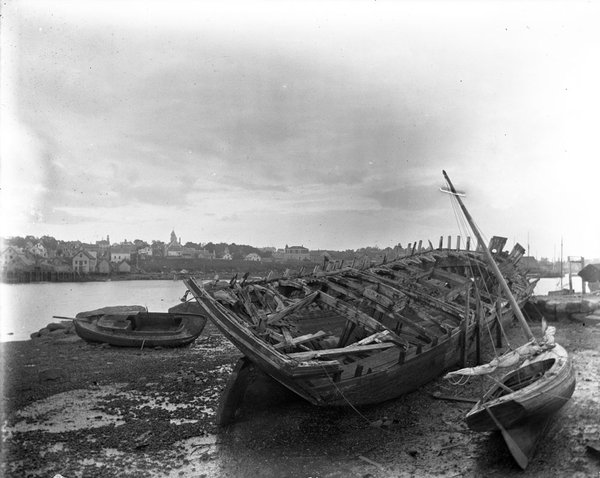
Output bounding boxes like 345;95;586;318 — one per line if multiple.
0;275;585;343
0;280;188;342
535;275;583;296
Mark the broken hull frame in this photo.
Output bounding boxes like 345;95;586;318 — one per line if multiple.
185;242;535;409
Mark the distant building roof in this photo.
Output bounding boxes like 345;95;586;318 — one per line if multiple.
111;246;132;254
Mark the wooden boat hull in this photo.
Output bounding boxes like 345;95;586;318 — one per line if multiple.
73;310;207;348
194;294;487;406
185;239;536;411
465;344;576;431
464;343;576;469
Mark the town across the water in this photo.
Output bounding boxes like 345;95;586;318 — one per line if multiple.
1;229;597;285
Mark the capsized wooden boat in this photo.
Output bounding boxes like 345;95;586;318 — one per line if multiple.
183;234;536;424
441;170;576;469
73;305;207;347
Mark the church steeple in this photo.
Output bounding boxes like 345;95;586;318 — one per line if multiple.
170;229;177;245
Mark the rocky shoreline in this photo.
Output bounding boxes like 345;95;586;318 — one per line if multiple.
1;308;599;477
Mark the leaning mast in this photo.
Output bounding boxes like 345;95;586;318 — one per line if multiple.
442;170;536;342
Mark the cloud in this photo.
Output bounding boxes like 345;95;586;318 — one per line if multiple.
3;1;599;257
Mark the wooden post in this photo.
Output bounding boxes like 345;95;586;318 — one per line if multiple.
447;235;451;249
456;235;461;251
476;294;482;365
495;300;503;348
581;257;586;294
462;285;471;367
439;236;444;249
568;258;573;292
466;236;471;251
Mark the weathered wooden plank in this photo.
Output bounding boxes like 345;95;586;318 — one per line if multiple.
318;290;430;345
288;360;342;377
344;270;409;305
288;342;396;360
316;291;410;347
337;320;357;348
281;327;294;345
362;287;395;309
253;284;291;311
411;304;452;334
266;291;319;325
322;279;363;302
273;330;328;350
356;330;392;345
430;268;471;286
232;284;260;326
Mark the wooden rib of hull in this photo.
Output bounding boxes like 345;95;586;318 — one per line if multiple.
73;312;207;348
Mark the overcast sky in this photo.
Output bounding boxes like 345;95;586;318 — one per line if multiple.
1;0;599;259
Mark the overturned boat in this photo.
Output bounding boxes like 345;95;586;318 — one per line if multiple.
73;305;207;348
184;230;537;424
441;170;576;469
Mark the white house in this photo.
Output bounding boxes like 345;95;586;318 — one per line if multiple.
283;245;310;261
110;246;132;263
72;249;97;274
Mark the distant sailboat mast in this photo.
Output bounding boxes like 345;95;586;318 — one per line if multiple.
560;237;564;290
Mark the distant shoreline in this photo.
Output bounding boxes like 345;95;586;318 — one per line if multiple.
2;271;568;285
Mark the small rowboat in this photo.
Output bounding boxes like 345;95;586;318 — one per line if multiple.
72;306;207;347
465;343;575;432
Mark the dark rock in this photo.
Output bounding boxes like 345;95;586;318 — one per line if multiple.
50;328;68;336
38;368;65;382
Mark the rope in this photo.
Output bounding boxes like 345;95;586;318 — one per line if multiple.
317;362;393;432
447;192;500;358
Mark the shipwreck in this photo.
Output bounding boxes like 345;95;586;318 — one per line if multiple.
184;233;537;426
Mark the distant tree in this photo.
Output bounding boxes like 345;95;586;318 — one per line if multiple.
8;236;27;248
184;242;201;249
151;240;165;257
134;239;149;250
40;235;58;251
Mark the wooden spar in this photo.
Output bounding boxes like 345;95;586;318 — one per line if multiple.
462;285;470;367
442;170;536;343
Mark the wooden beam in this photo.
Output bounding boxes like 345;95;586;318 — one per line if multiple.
265;291;319;325
316;291;411;346
317;290;429;345
288;342;396;360
273;330;328;350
